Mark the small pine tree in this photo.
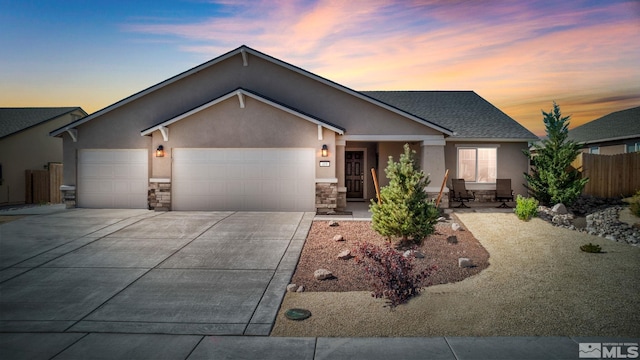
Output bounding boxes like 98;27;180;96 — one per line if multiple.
370;143;439;243
523;102;589;206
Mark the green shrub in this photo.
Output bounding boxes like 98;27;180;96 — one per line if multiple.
580;243;602;253
370;144;439;244
515;195;539;221
629;190;640;218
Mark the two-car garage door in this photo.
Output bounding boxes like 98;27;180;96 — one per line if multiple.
172;148;315;211
77;148;315;211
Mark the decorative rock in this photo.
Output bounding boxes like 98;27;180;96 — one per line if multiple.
329;221;339;227
552;203;568;214
333;234;345;242
451;223;461;231
286;284;297;292
296;285;305;293
314;269;333;280
447;235;458;244
337;250;352;260
403;250;425;258
458;257;473;268
437;216;447;222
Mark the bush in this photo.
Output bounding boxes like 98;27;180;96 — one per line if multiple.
629;190;640;218
515;195;539;221
523;102;589;206
353;241;436;308
370;143;440;244
580;243;602;253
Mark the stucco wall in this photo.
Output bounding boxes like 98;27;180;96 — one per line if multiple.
150;96;336;180
1;112;82;204
62;50;445;186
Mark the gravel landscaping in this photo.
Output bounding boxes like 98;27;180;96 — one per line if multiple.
272;212;640;337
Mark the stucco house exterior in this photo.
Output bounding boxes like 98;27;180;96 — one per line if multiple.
569;106;640;155
0;107;87;205
50;45;537;212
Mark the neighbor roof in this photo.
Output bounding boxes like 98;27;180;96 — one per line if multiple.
0;107;85;139
568;106;640;144
362;91;539;141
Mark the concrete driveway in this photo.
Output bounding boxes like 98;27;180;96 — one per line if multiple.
0;208;313;336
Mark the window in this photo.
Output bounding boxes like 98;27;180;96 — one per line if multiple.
457;147;497;183
626;142;640;153
589;146;600;154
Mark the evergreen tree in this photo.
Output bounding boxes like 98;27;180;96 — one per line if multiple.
370;143;439;243
523;102;589;206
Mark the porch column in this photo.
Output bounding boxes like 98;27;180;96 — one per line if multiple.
421;137;448;208
336;139;347;210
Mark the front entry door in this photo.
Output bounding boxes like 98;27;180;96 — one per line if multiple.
345;151;364;198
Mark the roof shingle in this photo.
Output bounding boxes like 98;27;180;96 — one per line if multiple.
362;91;538;140
0;107;82;139
568;106;640;143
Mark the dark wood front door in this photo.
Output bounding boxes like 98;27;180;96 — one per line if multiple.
345;151;364;198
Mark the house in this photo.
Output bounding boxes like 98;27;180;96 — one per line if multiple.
50;45;538;212
569;106;640;155
0;107;87;205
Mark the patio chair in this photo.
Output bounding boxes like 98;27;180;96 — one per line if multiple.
450;179;475;208
495;178;514;208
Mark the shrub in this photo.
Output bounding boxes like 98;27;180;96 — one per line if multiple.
523;102;589;206
370;143;440;244
515;195;539;221
580;243;602;253
353;241;436;308
629;190;640;218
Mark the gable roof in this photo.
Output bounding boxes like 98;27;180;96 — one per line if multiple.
568;106;640;144
141;87;346;137
51;45;453;137
0;107;85;139
362;91;538;141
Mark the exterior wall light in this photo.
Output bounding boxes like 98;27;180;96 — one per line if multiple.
321;144;328;157
156;145;165;157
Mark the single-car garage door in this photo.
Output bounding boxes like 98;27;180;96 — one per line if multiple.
77;149;148;208
173;148;315;211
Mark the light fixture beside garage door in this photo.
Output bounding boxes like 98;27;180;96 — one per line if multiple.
321;144;328;157
156;145;165;157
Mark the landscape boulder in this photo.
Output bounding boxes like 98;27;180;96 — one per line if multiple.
314;269;333;280
286;284;297;292
337;250;352;260
452;223;462;231
551;203;568;214
333;234;345;242
458;257;473;268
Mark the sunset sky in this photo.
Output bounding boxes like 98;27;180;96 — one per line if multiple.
1;0;639;135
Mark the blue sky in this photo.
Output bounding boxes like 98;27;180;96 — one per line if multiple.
1;0;639;135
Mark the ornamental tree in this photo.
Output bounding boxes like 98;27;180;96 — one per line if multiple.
370;143;439;243
523;102;589;206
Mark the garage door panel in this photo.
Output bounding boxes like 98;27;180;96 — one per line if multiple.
78;149;148;209
173;148;314;211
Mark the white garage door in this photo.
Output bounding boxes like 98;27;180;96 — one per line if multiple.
78;149;148;209
173;148;315;211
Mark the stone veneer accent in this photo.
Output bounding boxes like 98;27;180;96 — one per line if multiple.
148;179;171;211
315;182;338;214
60;185;76;209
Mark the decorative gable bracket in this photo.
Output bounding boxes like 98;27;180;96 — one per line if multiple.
66;129;78;142
159;126;169;141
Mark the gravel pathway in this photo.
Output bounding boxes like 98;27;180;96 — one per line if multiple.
272;212;640;337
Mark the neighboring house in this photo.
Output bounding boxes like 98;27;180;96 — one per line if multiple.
50;45;538;212
569;106;640;155
0;107;87;205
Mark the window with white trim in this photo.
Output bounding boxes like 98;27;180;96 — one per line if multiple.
457;147;497;183
626;142;640;153
589;146;600;154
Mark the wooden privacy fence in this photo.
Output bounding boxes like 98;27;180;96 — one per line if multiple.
25;163;63;204
580;152;640;198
